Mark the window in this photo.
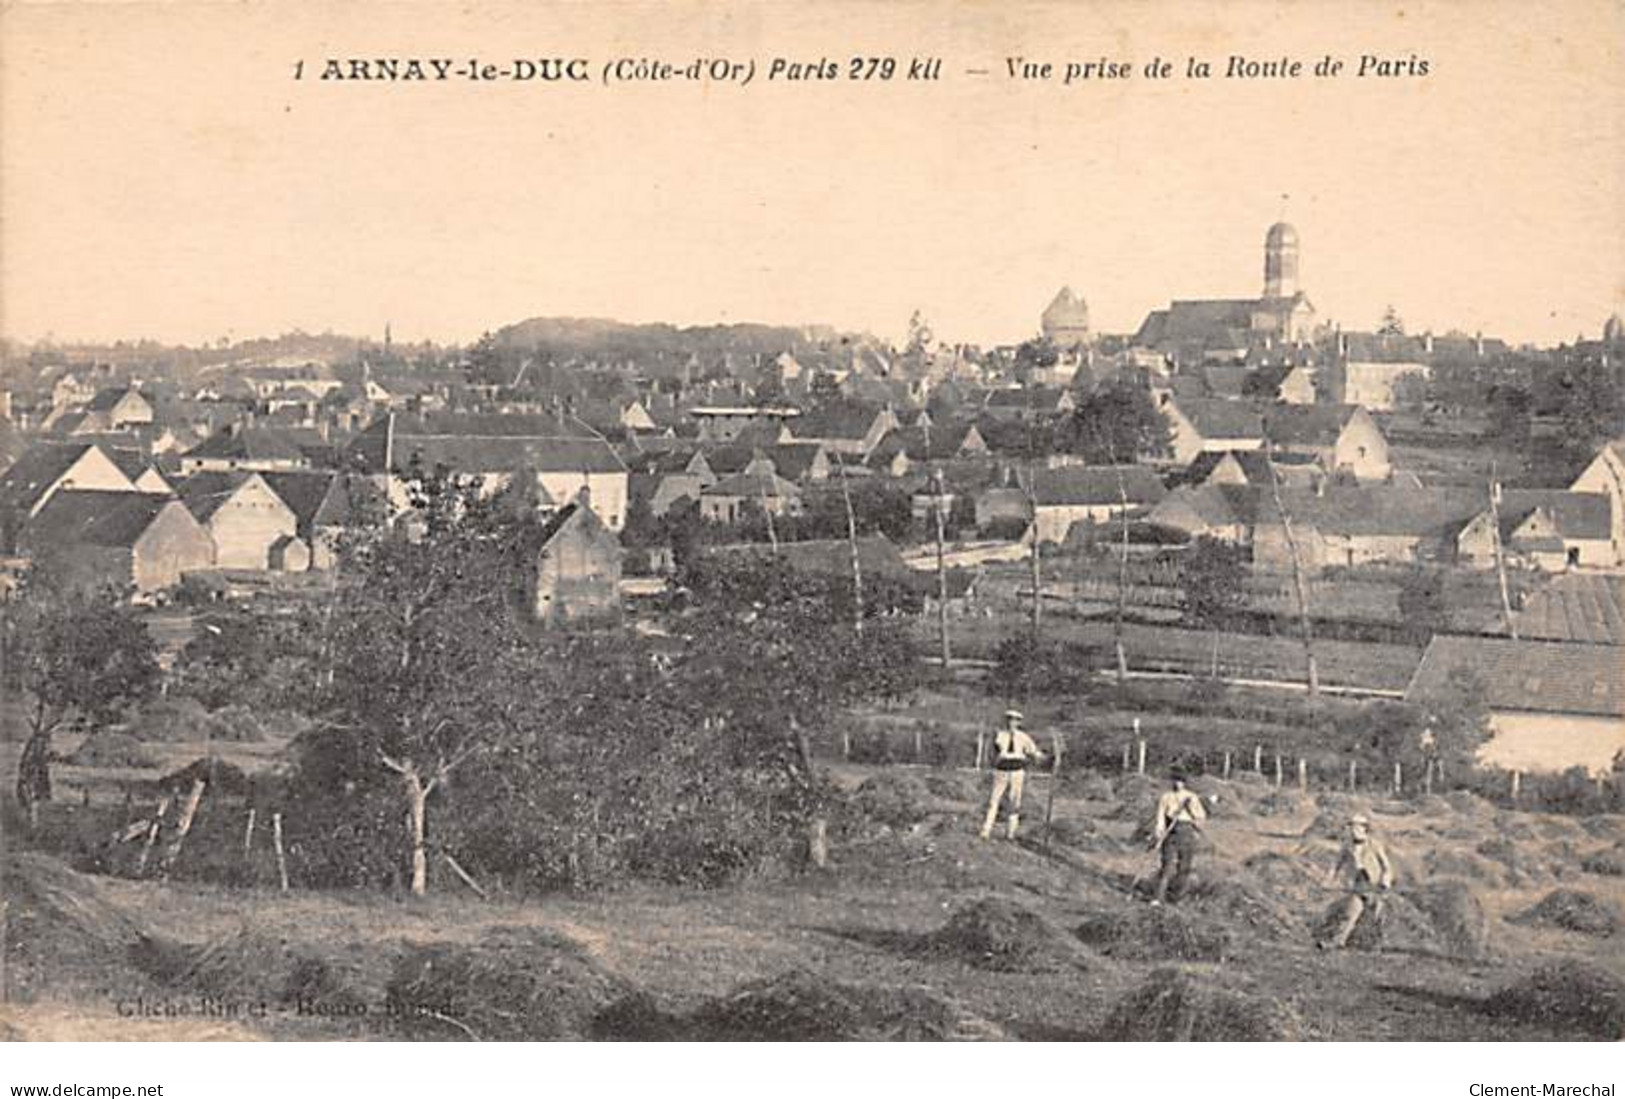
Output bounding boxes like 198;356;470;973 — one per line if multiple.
1567;547;1580;567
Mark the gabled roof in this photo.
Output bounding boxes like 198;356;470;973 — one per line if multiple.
0;443;127;513
176;472;273;522
1262;403;1364;447
760;443;828;481
84;387;146;413
1186;449;1276;485
1258;484;1482;538
25;490;180;549
1023;465;1168;508
259;471;340;526
346;412;626;476
1151;483;1264;529
985;386;1069;412
184;427;308;463
787;401;885;441
1200;365;1251;398
1340;332;1429;362
1406;635;1624;717
1499;490;1612;541
1167;396;1264;440
534;499;616;554
704;469;801;500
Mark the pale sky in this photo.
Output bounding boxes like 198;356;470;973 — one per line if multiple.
2;0;1621;349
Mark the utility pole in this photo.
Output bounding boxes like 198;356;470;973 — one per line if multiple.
932;467;951;669
1266;446;1319;702
836;455;865;635
1488;463;1518;639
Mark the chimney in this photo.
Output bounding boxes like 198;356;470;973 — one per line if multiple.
1491;480;1502;506
1474;331;1485;356
1423;331;1434;355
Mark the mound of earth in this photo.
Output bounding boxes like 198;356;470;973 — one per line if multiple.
1;853;148;1000
1097;967;1305;1041
1444;790;1498;817
920;897;1085;973
385;927;633;1040
683;970;1007;1041
849;772;933;829
130;926;374;1015
68;733;158;769
1483;961;1625;1040
1508;890;1620;938
1415;795;1452;817
1074;904;1233;962
1580;844;1625;877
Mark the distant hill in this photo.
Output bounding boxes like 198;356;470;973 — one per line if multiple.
491;316;858;361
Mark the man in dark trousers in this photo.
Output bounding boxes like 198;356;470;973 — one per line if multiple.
1149;770;1206;905
979;709;1043;840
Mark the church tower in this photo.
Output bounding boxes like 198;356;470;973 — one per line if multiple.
1263;222;1299;299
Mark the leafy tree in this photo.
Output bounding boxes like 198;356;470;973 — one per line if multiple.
1377;305;1406;336
1551;359;1625;468
1060;377;1173;462
1486;384;1533;450
1180;536;1247;630
1013;337;1058;383
3;579;159;824
294;479;546;895
904;310;934;358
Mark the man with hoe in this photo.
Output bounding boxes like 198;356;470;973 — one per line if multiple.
1318;813;1394;949
980;709;1043;840
1148;769;1206;905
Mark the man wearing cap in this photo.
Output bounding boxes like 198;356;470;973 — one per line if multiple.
1318;814;1394;949
980;710;1043;840
1149;771;1206;905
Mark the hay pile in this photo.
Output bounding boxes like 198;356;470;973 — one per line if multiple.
1580;844;1625;877
921;897;1085;973
157;758;253;799
1097;967;1305;1041
684;970;1007;1041
1188;776;1251;819
129;926;372;1013
1423;849;1508;887
1043;816;1099;848
1074;905;1233;962
1066;772;1117;803
1180;878;1300;940
1508;890;1620;938
1483;961;1625;1040
1415;794;1452;817
849;772;933;829
1110;774;1163;821
1251;790;1311;818
923;772;984;804
68;732;157;769
1475;837;1552;887
1579;815;1625;842
1;853;147;999
1303;795;1376;839
1405;880;1491;958
1445;790;1498;816
386;927;633;1040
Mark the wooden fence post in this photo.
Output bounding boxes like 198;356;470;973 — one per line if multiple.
1392;762;1402;796
161;778;207;875
1273;754;1283;789
243;808;257;854
914;724;924;763
1297;757;1308;792
1222;750;1232;780
842;728;852;760
1122;743;1131;773
136;797;170;877
1254;744;1264;773
1510;770;1521;804
1136;737;1147;777
975;731;987;771
1423;759;1434;795
272;811;290;892
1347;758;1357;793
